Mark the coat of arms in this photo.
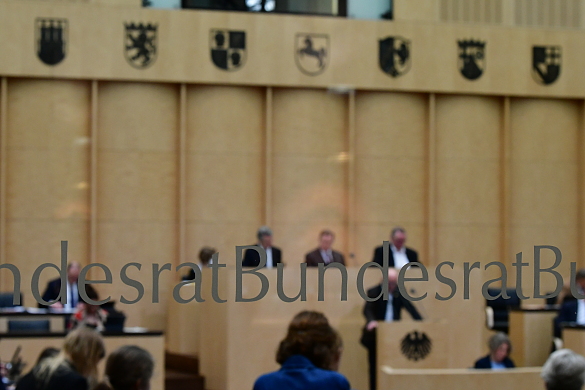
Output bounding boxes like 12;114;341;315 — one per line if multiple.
125;22;157;69
210;29;246;71
36;18;67;66
379;36;411;77
295;33;329;76
458;39;485;80
401;331;432;361
532;45;561;85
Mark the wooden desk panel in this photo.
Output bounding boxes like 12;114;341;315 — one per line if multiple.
167;266;484;390
0;332;164;390
509;309;556;367
563;327;585;356
379;367;543;390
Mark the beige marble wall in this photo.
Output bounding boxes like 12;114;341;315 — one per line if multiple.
508;98;581;300
435;95;502;273
185;85;264;265
97;81;178;328
272;88;348;265
4;79;90;305
354;91;427;266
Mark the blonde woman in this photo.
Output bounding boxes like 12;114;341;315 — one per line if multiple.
16;327;105;390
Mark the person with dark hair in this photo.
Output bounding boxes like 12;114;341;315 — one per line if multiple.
242;226;282;268
305;229;345;267
95;345;154;390
474;332;515;369
372;227;419;269
185;246;217;280
36;348;60;365
542;349;585;390
555;269;585;338
16;327;105;390
360;268;422;390
253;311;350;390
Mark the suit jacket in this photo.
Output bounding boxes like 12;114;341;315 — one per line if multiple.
305;249;345;267
474;355;515;369
555;299;579;337
360;284;422;349
253;355;350;390
242;244;282;268
16;363;88;390
39;278;97;308
372;245;418;267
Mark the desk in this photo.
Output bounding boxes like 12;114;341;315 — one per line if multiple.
508;308;557;366
166;266;484;390
0;330;165;390
379;367;543;390
0;308;74;332
563;325;585;356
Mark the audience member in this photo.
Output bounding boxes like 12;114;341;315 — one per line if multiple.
542;349;585;390
242;226;282;268
35;348;60;365
39;262;97;309
360;268;421;390
372;227;419;269
16;327;105;390
474;332;515;369
95;345;154;390
253;311;350;390
70;288;108;331
305;229;345;267
555;269;585;337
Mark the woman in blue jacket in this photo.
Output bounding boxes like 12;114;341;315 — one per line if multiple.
253;311;350;390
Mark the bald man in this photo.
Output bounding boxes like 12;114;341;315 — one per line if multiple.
360;268;422;390
39;262;97;309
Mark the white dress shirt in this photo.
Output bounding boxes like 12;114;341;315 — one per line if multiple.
577;299;585;325
385;294;394;321
320;249;333;264
265;246;274;269
391;245;409;269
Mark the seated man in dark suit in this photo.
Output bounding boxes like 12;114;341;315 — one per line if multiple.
242;226;282;268
39;262;97;309
305;229;345;267
474;332;515;369
360;268;421;390
372;226;418;269
554;269;585;338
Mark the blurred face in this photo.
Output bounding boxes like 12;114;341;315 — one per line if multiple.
492;343;509;363
387;269;398;292
577;277;585;291
392;231;406;250
68;262;81;282
260;234;272;248
319;233;334;251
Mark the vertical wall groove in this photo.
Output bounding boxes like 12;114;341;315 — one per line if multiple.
90;80;98;266
264;87;273;227
427;93;437;265
500;97;511;268
579;99;585;266
0;78;7;284
347;90;356;265
178;84;187;269
178;83;187;273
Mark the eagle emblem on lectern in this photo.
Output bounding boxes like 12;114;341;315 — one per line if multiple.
401;330;432;361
